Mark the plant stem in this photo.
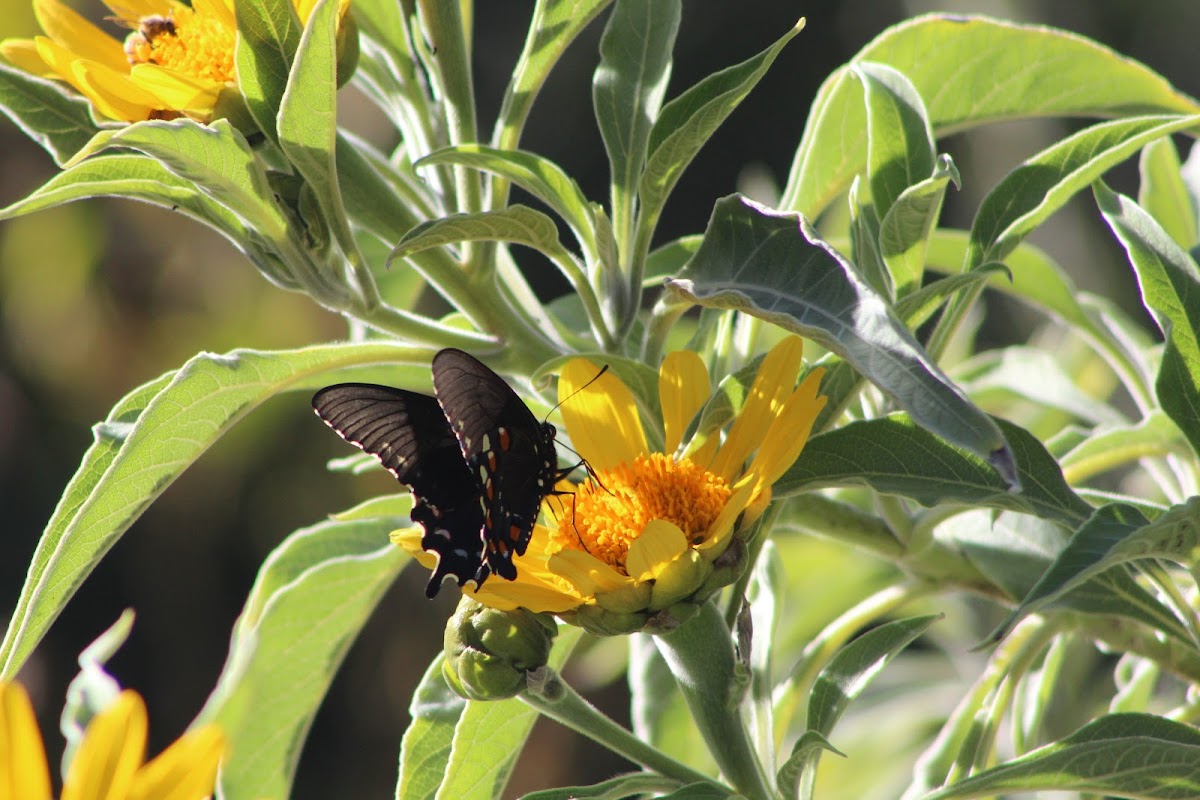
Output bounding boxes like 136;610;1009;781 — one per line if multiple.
521;671;720;790
655;601;776;800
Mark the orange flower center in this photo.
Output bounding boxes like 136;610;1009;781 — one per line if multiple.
551;453;731;572
124;7;235;84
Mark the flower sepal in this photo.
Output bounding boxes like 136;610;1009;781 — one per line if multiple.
442;597;558;701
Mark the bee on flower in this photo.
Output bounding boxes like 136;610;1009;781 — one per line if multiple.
0;0;353;123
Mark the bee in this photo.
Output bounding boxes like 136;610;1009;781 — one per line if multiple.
122;15;176;65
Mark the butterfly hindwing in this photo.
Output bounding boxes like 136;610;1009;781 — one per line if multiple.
311;383;488;597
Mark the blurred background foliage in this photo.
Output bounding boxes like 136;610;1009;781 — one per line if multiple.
1;0;1199;797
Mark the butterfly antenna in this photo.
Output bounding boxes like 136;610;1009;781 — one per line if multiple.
544;363;610;421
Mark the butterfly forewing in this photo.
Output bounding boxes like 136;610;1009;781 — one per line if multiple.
311;383;488;596
432;350;560;578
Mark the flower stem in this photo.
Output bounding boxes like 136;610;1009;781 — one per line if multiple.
655;601;776;800
520;671;720;790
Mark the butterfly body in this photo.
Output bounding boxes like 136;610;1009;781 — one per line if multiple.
312;349;563;597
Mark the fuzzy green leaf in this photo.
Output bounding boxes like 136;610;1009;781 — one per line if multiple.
200;517;407;800
1139;136;1198;250
0;62;100;164
390;205;571;264
855;61;935;220
592;0;679;218
1096;180;1200;459
666;195;1016;484
235;0;302;141
779;415;1091;527
879;155;958;296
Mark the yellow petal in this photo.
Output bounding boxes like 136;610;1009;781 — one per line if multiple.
745;367;826;490
548;548;633;597
72;58;159;120
0;682;52;800
625;519;688;582
695;479;755;556
34;0;128;73
659;350;710;456
649;548;710;610
0;38;55;77
130;63;223;116
63;690;148;800
390;528;438;570
192;0;236;31
469;578;582;614
559;358;647;472
127;724;224;800
100;0;173;22
708;335;804;481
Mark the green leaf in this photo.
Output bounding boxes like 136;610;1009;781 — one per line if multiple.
638;17;802;240
1139;136;1198;249
854;61;935;220
1058;411;1185;482
666;194;1016;484
778;616;939;799
779;415;1092;527
417;145;596;258
398;628;582;799
879;154;958;296
278;0;345;240
922;713;1200;799
0;342;428;678
397;657;466;800
1096;180;1200;459
781;14;1200;217
200;517;407;800
491;0;613;149
967;115;1200;269
0;62;100;164
643;235;702;286
68;119;290;240
519;775;714;800
776;731;842;800
235;0;302;141
987;499;1200;644
592;0;680;223
337;131;430;241
390;205;572;264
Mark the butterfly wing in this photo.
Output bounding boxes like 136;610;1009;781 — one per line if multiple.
311;383;489;596
431;350;558;579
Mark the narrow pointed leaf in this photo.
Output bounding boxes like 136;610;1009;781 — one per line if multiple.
855;61;935;219
638;17;802;235
417;145;596;257
1096;180;1200;459
968;115;1200;269
519;775;711;800
397;657;466;800
278;0;343;235
666;194;1016;484
880;155;958;296
1138;136;1197;249
235;0;302;141
390;205;572;263
592;0;679;214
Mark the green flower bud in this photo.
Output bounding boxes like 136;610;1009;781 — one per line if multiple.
442;597;557;701
563;604;650;637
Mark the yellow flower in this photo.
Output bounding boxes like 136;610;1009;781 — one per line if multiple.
393;336;827;628
0;681;224;800
0;0;347;122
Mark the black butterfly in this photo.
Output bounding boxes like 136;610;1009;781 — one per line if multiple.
312;349;568;598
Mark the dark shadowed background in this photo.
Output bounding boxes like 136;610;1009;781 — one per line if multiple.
1;0;1198;796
